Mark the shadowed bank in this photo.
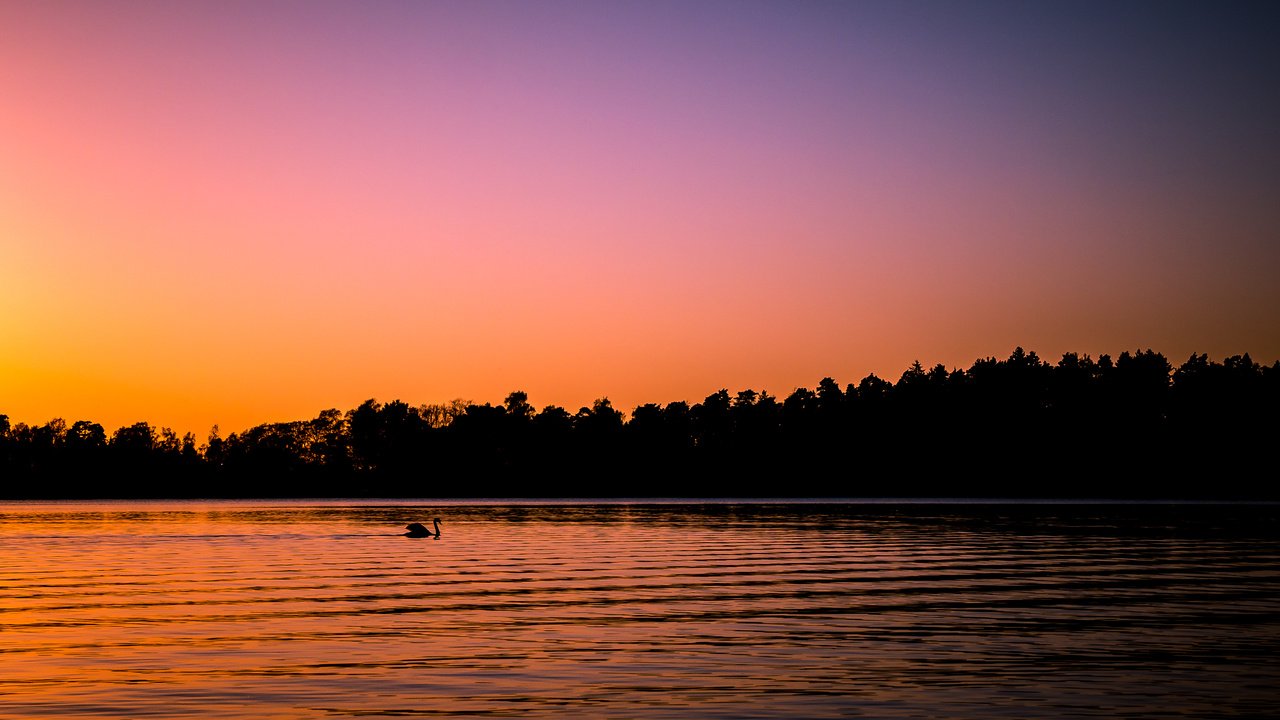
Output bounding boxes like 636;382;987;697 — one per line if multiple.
1;348;1276;499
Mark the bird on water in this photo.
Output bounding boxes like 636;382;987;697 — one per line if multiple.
404;519;441;539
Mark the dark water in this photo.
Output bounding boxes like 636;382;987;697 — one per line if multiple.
1;500;1277;718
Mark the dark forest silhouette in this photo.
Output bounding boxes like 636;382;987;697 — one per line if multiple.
2;348;1276;499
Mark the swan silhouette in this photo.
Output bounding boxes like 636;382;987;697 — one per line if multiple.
404;519;441;539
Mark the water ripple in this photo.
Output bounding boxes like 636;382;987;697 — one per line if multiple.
0;501;1277;718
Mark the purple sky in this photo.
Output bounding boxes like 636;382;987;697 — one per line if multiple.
2;0;1277;434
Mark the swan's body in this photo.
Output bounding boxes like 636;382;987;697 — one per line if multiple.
404;518;441;539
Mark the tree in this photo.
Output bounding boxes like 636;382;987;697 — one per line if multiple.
112;422;156;453
503;391;535;421
67;420;106;450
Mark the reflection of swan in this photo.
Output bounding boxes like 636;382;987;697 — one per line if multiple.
404;519;441;539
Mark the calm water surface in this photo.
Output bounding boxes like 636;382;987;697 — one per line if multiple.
1;500;1277;718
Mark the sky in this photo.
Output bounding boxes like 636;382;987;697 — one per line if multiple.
2;0;1278;436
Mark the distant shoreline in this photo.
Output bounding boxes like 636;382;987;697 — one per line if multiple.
4;348;1275;501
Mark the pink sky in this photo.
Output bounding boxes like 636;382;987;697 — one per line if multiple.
2;1;1277;435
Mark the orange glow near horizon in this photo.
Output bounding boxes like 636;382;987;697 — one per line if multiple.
2;2;1277;436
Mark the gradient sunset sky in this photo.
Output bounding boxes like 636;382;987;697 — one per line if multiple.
3;0;1278;436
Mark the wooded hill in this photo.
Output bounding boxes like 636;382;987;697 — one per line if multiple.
3;348;1276;499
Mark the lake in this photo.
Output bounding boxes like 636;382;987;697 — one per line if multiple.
1;500;1277;718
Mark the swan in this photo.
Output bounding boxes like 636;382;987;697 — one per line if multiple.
404;519;441;539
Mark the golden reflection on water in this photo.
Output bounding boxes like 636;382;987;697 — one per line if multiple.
1;501;1278;718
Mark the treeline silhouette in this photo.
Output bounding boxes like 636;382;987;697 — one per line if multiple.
2;348;1276;499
